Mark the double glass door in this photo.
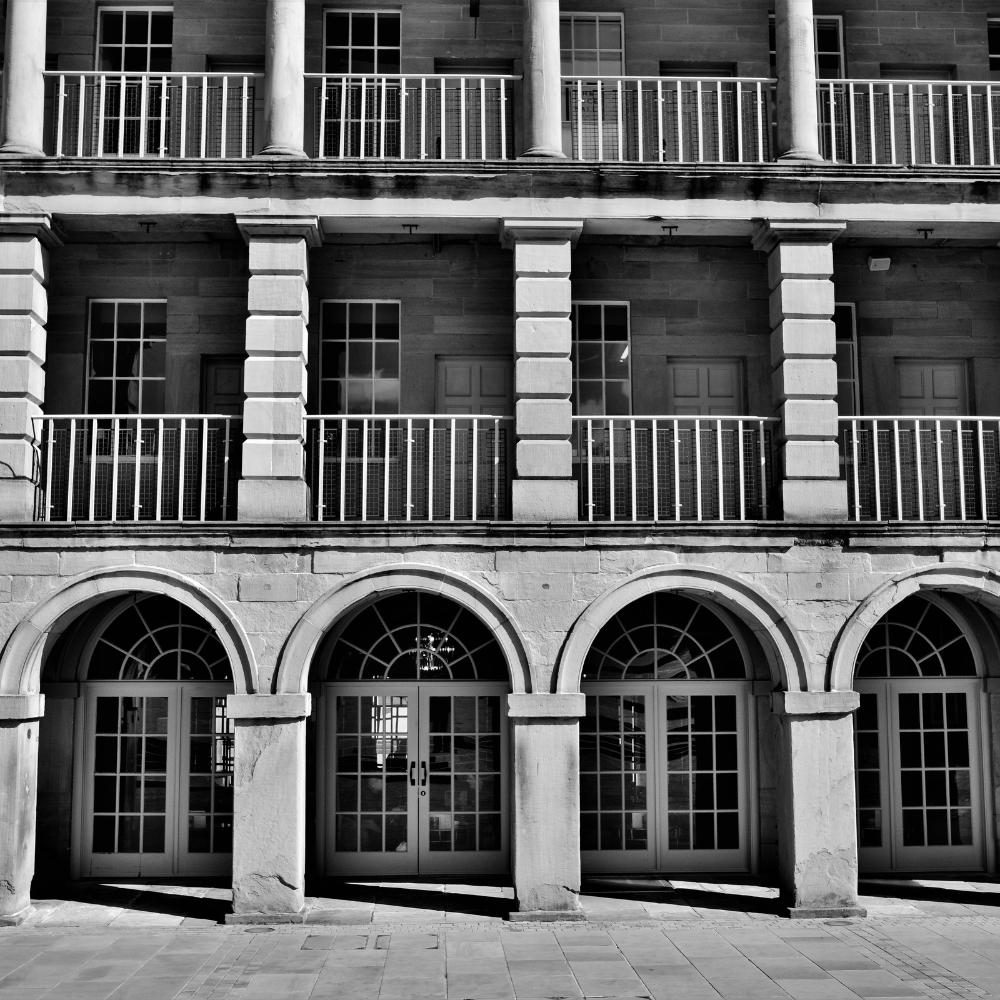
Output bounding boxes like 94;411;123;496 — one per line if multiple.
580;682;751;873
321;682;509;876
856;679;986;871
81;682;234;877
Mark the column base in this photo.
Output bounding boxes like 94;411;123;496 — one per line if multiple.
518;147;568;159
510;909;586;922
255;145;309;159
787;905;867;919
0;144;45;158
777;149;825;163
0;905;31;926
782;479;848;522
226;908;308;925
512;479;578;521
238;479;308;521
0;480;38;521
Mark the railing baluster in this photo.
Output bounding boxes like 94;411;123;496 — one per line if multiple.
676;79;683;161
380;75;388;159
221;75;228;157
637;79;644;161
736;80;743;162
849;82;857;163
990;85;997;167
180;75;188;158
178;417;187;521
449;418;456;521
471;417;479;520
851;418;861;521
907;83;915;165
65;417;76;521
966;84;975;166
440;77;446;159
139;75;148;157
757;81;764;162
696;79;704;162
221;418;231;521
359;77;368;157
199;417;209;520
493;418;501;517
872;418;882;521
77;75;86;157
947;83;955;164
316;418;326;520
88;418;98;521
159;74;168;157
957;418;966;520
657;79;664;163
759;419;768;520
978;420;988;519
500;78;507;160
428;417;435;520
339;417;347;521
480;77;487;161
155;418;164;521
828;81;836;162
652;418;659;521
405;417;413;521
616;78;624;161
361;416;369;520
44;418;55;522
117;74;127;157
340;76;348;159
888;83;897;164
384;417;391;521
737;418;745;520
867;81;875;164
629;418;637;521
929;83;936;165
935;418;945;520
576;79;584;160
110;416;121;522
98;74;107;158
893;420;903;520
200;75;208;158
673;418;681;520
715;419;724;519
133;416;142;520
914;419;925;521
56;75;66;156
587;419;594;522
400;77;407;159
242;75;250;158
694;417;703;520
460;77;467;161
420;78;427;159
597;79;604;160
609;418;616;522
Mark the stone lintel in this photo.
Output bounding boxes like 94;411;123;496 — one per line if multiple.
752;220;847;253
227;693;312;720
508;693;586;718
0;693;45;720
236;216;322;248
500;219;583;249
0;213;63;249
771;691;860;716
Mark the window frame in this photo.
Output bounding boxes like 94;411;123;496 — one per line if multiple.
95;6;174;74
834;301;860;417
322;8;403;76
560;12;626;77
319;298;402;416
85;298;168;416
571;300;633;417
769;13;845;79
990;17;1000;75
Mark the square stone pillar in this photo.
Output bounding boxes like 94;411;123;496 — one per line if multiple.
508;694;586;920
0;217;58;521
772;692;866;919
754;221;847;522
501;220;582;522
227;694;310;923
0;695;44;926
236;217;321;522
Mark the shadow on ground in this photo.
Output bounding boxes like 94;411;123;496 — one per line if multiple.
31;879;232;923
310;878;515;919
581;876;784;916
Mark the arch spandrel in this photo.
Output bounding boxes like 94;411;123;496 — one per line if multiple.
276;564;532;695
829;564;1000;692
556;566;810;694
0;567;258;697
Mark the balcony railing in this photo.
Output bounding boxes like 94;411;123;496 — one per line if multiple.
573;417;778;522
46;72;261;158
840;417;1000;521
818;80;1000;166
34;416;242;522
562;76;773;163
306;416;512;521
308;74;517;160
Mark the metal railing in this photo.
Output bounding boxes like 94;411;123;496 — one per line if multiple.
46;72;261;158
308;74;517;160
840;417;1000;521
34;416;242;522
562;76;773;163
818;79;1000;166
307;416;512;521
573;417;778;522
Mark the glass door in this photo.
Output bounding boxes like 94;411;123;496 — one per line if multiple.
322;682;509;877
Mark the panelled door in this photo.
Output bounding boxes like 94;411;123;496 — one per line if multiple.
666;359;744;415
856;679;985;871
895;360;968;416
436;356;513;415
323;682;510;877
201;356;245;415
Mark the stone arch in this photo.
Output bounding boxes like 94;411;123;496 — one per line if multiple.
556;565;810;694
829;563;1000;693
276;564;532;694
0;566;258;696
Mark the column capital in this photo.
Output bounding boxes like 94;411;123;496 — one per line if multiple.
501;219;583;249
236;216;322;248
508;693;586;718
0;214;63;249
227;693;311;720
752;220;846;253
771;691;860;716
0;694;45;720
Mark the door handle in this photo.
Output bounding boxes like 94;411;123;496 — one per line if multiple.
409;761;416;786
421;761;427;787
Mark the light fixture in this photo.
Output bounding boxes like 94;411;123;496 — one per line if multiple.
868;256;890;272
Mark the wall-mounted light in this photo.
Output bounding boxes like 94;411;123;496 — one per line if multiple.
868;256;890;272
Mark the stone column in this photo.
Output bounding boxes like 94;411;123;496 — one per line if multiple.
774;0;822;161
753;221;847;522
227;694;310;922
522;0;565;157
236;217;320;521
0;217;58;522
0;0;48;157
509;694;586;919
0;695;44;926
501;220;582;522
772;692;866;918
260;0;307;157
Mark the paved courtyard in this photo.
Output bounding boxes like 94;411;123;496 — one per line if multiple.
2;877;1000;999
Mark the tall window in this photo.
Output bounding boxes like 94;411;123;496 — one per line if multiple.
560;13;625;76
572;302;631;415
834;302;859;416
97;8;173;72
320;301;401;414
324;11;401;74
769;15;844;78
990;18;1000;75
87;300;167;414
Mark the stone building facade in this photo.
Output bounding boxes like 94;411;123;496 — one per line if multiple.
1;0;1000;925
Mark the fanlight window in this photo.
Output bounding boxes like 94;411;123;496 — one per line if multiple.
327;593;507;681
88;595;232;681
583;593;747;680
856;595;975;678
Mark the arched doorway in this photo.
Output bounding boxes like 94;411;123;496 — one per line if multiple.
70;594;235;878
314;591;511;877
580;592;755;873
854;593;991;872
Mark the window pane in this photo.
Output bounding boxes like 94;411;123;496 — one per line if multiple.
327;12;350;47
348;342;373;378
323;342;347;379
101;12;124;44
150;14;173;45
374;343;399;379
125;12;149;44
375;302;400;338
373;380;400;414
574;19;598;49
377;13;401;48
324;302;348;339
349;303;373;339
123;47;148;72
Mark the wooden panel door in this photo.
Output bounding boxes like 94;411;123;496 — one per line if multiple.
201;356;245;415
436;357;512;416
895;360;968;416
666;360;743;415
